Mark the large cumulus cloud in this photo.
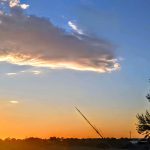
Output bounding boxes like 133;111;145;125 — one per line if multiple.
0;0;120;73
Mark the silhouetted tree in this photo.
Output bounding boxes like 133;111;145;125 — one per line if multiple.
137;110;150;138
136;83;150;138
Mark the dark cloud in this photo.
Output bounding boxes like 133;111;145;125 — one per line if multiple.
0;1;120;73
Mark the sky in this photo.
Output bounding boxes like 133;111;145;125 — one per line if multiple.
0;0;150;139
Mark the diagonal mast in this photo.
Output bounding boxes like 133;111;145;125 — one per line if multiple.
75;106;104;139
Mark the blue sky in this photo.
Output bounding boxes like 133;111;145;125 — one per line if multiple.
0;0;149;138
24;0;150;108
25;0;150;82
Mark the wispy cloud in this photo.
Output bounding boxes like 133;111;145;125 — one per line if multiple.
31;70;42;75
4;69;43;76
21;70;42;75
5;72;17;76
1;63;43;76
68;21;84;35
0;1;120;73
9;100;19;104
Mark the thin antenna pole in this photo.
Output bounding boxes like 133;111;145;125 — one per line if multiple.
75;106;104;139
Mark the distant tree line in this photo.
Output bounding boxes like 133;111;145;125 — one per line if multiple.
0;137;131;149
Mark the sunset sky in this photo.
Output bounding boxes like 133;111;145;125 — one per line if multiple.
0;0;150;139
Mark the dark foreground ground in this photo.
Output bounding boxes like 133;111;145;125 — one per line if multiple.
0;137;149;150
0;145;126;150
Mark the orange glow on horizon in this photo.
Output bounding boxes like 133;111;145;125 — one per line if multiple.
0;116;142;139
0;98;143;139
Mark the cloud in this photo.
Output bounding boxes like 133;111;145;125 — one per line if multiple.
9;100;19;104
68;21;84;35
0;0;29;9
19;3;29;9
5;72;17;76
0;2;120;73
21;70;42;75
0;61;43;76
4;70;42;77
31;70;42;75
4;68;43;76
